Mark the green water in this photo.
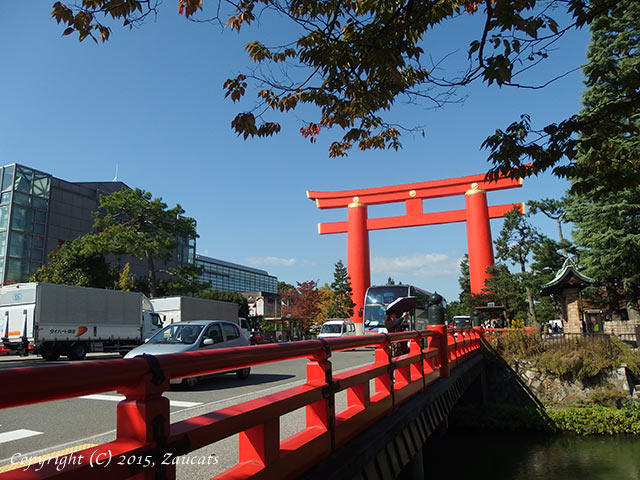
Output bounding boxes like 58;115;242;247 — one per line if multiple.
428;432;640;480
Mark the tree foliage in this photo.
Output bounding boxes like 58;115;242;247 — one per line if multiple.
88;188;197;297
30;234;118;288
281;280;322;328
561;2;640;321
317;283;334;325
494;207;543;324
154;263;210;298
327;259;355;319
566;188;640;321
49;0;623;169
484;0;640;192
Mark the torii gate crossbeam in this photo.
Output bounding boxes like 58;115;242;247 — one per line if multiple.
308;172;524;333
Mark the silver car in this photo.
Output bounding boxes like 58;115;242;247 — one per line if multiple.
124;320;251;387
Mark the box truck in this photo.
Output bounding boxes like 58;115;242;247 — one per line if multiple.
150;296;250;336
0;283;162;360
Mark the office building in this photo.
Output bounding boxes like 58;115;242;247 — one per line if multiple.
195;255;278;294
0;163;277;298
0;163;195;284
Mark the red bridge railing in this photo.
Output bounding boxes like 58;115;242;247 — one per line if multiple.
0;326;487;480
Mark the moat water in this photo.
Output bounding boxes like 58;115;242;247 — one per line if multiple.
428;431;640;479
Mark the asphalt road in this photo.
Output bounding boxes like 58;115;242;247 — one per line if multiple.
0;348;376;478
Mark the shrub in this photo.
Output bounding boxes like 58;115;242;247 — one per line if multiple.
490;331;640;382
589;387;630;408
452;402;640;436
548;403;640;435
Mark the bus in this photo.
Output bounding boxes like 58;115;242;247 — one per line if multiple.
362;284;445;334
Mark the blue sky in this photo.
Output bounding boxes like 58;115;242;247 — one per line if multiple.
0;3;589;301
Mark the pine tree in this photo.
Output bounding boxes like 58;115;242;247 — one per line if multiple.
494;207;542;325
567;189;640;321
571;1;640;194
567;3;640;321
327;260;356;319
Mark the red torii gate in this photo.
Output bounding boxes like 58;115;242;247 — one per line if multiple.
308;171;524;333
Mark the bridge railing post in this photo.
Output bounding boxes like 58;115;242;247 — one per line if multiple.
430;325;449;378
473;326;484;349
409;332;424;385
305;341;335;448
374;335;392;400
116;366;174;480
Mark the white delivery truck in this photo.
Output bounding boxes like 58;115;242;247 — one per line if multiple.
150;296;250;336
0;283;162;360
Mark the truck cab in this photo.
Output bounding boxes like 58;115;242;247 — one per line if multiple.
142;311;163;340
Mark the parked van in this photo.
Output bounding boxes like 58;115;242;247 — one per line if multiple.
318;319;357;339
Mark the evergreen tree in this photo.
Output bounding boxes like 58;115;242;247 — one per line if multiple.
30;235;118;288
483;264;529;322
527;198;571;256
87;188;197;297
566;3;640;321
327;260;356;319
571;1;640;194
494;207;542;324
567;189;640;321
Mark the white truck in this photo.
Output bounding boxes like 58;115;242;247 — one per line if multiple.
150;296;250;336
0;283;162;360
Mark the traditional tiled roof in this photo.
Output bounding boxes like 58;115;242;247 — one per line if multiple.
540;257;594;296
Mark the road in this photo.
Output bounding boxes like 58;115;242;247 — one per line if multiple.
0;348;376;478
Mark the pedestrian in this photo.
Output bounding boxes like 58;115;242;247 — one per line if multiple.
385;311;409;355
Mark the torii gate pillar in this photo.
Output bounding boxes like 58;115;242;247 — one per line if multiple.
347;199;370;336
465;183;495;295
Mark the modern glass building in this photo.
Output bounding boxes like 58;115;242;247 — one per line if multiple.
0;164;272;295
0;164;51;283
195;255;278;294
0;163;195;285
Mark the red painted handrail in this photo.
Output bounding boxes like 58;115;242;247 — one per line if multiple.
0;325;492;480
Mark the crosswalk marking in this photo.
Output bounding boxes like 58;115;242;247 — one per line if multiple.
0;429;43;445
79;394;202;408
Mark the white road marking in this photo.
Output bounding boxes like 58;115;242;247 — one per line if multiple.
79;394;202;408
0;429;43;444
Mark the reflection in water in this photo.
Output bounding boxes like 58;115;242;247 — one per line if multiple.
427;432;640;480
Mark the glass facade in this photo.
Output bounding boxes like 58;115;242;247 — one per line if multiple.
0;165;51;283
195;255;278;294
176;235;196;267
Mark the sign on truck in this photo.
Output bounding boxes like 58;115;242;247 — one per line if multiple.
0;283;162;360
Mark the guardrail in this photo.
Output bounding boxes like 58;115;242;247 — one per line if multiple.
541;332;612;350
0;326;485;480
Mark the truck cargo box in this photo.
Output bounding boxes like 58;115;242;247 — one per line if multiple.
151;296;238;325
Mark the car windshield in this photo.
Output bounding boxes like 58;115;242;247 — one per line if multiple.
320;324;342;334
147;324;205;344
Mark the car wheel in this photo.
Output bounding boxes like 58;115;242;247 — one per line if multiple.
68;342;87;361
236;367;251;379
